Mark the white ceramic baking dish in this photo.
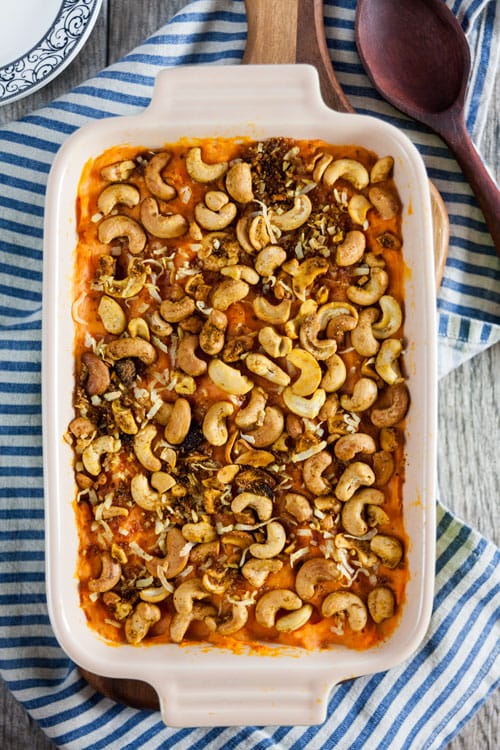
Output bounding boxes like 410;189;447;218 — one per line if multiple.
42;65;437;728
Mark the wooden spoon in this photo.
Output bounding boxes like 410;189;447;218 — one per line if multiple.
244;0;449;287
355;0;500;255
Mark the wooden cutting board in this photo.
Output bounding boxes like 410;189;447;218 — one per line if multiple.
81;0;448;711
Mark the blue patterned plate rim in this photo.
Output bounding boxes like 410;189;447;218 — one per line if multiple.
0;0;103;106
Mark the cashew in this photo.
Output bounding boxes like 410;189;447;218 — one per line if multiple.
367;586;395;623
295;558;340;600
195;200;237;231
212;278;249;310
370;156;394;183
249;521;286;558
335;533;378;568
101;258;148;299
269;195;312;232
134;423;161;472
164;397;191;444
369;185;401;220
81;350;110;396
128;317;150;340
371;383;409;427
97;183;140;216
290;257;329;301
146;527;189;579
100;159;135;182
235;215;256;254
177;334;207;377
347;268;389;306
348;194;372;226
182;521;217;543
321;591;367;631
370;534;403;568
258;327;292;359
170;604;217;643
255;589;302;628
299;315;337;360
160;296;195;323
253;296;292;325
351;308;381;357
248;215;271;251
282;387;326;419
241;558;283;587
334;433;377;462
341;488;384;535
151;471;176;493
255;245;287;277
302;450;332;495
373;450;395;485
375;339;404;385
186;146;228;183
244;406;284;448
82;435;120;476
372;295;403;339
221;264;260;285
199;309;227;355
287;348;322;397
89;551;121;592
231;491;273;521
284;493;313;522
106;337;157;365
124;602;161;644
98;215;146;254
320;354;347;393
335;230;366;266
367;504;390;527
208;359;254;395
380;427;399;452
217;602;249;635
340;377;379;412
234;387;267;429
130;473;160;511
235;447;275;467
69;416;96;438
202;401;234;446
225;161;253;203
323;158;369;190
145;151;177;201
245;352;290;387
317;301;359;337
139;586;171;603
275;604;313;632
140;197;187;238
173;578;210;614
335;461;375;502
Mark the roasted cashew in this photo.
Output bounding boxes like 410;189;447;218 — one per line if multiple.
173;578;210;614
299;315;337;360
186;146;228;183
351;308;381;357
340;377;379;412
100;159;135;182
208;359;254;395
367;586;395;623
370;534;403;568
241;558;283;587
146;527;189;579
182;521;217;543
320;354;347;393
245;352;291;387
347;268;389;306
302;450;332;495
249;521;286;558
202;401;234;446
370;156;394;183
145;151;177;201
177;334;207;377
212;278;249;310
97;183;140;216
140;196;187;238
335;533;378;568
253;296;292;325
290;257;329;301
255;589;302;628
195;200;237;231
244;406;284;448
282;387;326;419
269;194;312;231
341;487;384;535
82;435;120;476
134;423;161;472
275;604;313;632
160;295;195;323
231;491;273;521
287;348;322;397
170;604;217;643
373;450;395;485
81;350;110;396
258;327;292;359
164;397;192;444
255;245;287;278
124;602;161;644
89;551;121;592
130;473;161;511
375;339;404;385
234;387;267;429
106;337;157;365
321;590;367;631
369;185;401;220
322;158;369;190
221;264;260;285
372;295;403;339
128;317;150;340
98;215;146;255
371;383;410;427
335;230;366;267
225;161;253;203
334;433;376;462
150;470;176;493
217;602;249;635
348;194;372;226
317;301;359;336
295;558;340;601
284;493;313;522
199;309;227;355
248;215;271;251
335;461;375;502
101;258;147;299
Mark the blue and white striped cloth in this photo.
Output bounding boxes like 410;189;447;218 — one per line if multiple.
0;1;498;748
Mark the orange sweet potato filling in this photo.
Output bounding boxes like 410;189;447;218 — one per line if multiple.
69;136;409;652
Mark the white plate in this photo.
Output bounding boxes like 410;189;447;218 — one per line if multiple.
0;0;103;106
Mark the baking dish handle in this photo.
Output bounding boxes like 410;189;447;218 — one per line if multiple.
145;64;329;129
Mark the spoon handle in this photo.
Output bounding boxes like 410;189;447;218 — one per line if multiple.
443;117;500;255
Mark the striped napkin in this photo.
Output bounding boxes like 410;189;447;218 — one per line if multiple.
0;1;498;748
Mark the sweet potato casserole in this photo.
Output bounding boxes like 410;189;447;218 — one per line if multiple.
68;136;410;651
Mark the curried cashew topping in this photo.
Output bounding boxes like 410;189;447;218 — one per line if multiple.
71;136;409;651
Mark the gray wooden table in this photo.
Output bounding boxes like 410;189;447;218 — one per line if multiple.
0;1;498;747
